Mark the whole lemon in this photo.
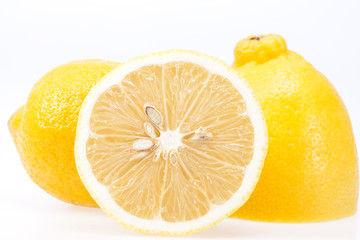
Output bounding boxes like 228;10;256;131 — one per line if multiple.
231;34;358;222
8;59;120;207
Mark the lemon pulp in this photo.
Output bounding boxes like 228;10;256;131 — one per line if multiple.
87;62;254;221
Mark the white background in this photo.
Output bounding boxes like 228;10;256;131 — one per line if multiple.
0;0;359;239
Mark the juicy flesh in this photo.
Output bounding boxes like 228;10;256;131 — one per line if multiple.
86;62;254;222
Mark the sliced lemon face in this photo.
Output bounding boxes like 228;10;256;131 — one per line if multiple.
75;50;267;236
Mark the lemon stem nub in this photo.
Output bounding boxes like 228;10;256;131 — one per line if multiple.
249;36;262;41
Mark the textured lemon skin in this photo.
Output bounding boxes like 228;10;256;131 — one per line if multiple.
231;34;358;222
8;59;120;207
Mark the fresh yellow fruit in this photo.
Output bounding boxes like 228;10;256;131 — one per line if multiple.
231;34;358;222
8;59;120;207
75;50;268;235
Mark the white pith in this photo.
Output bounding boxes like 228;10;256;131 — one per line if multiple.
157;128;184;152
75;50;268;235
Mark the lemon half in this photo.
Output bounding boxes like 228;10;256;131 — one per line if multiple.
75;50;267;235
